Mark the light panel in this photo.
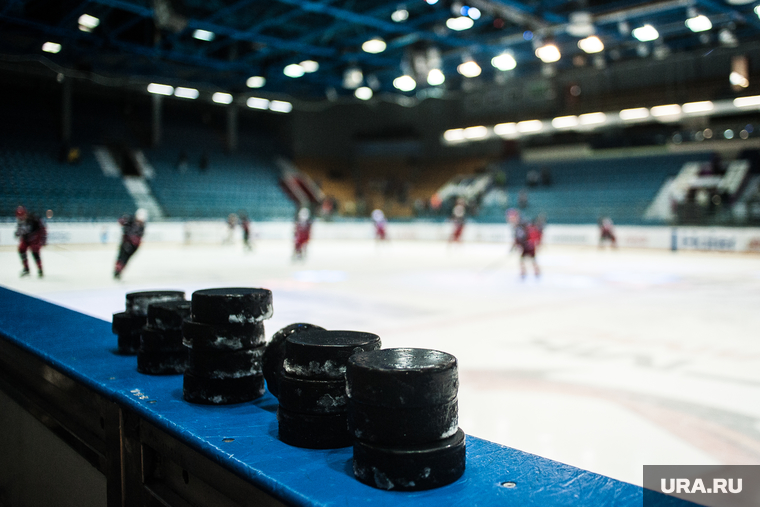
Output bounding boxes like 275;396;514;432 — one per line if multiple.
463;126;488;139
535;44;560;63
269;100;293;113
362;38;386;54
685;15;712;32
457;61;481;78
393;75;416;92
427;69;445;86
443;129;466;142
517;120;543;133
551;116;578;129
494;123;518;136
681;101;713;114
491;53;516;71
578;36;604;54
446;17;474;31
650;104;681;117
284;64;305;78
78;14;100;31
632;24;659;42
247;76;266;88
42;42;61;53
734;95;760;108
619;107;650;120
355;87;373;100
174;87;199;99
247;97;270;110
579;112;607;125
147;83;173;95
212;92;233;104
193;29;215;41
300;60;319;73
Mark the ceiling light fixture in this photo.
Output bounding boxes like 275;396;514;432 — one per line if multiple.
393;75;416;92
681;101;713;114
632;24;659;42
247;97;270;110
446;17;474;31
619;107;650;120
733;95;760;108
362;38;387;54
246;76;266;88
650;104;681;117
517;120;543;133
551;116;578;129
463;126;488;139
78;14;100;32
193;29;215;41
174;87;199;99
535;44;561;63
147;83;173;95
457;60;481;78
212;92;233;104
284;64;305;78
42;42;61;53
579;112;607;125
391;8;408;22
269;100;292;113
355;87;373;100
300;60;319;73
491;53;516;71
427;69;445;86
578;36;604;54
443;129;465;142
685;14;712;32
494;123;518;137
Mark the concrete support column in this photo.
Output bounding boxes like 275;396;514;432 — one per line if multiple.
151;94;163;147
61;77;72;143
226;105;238;152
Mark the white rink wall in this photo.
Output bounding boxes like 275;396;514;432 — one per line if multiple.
2;220;760;253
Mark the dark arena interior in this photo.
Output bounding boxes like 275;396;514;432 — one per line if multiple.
1;1;760;506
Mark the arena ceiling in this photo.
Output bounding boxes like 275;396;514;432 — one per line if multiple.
1;0;759;105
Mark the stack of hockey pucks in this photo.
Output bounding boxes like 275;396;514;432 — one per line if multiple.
112;290;185;355
346;348;465;491
277;330;381;449
182;288;272;405
137;300;192;375
261;323;324;399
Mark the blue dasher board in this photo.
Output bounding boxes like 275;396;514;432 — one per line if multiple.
0;286;647;506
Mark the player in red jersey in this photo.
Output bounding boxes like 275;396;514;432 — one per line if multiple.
371;209;387;241
449;200;466;243
598;216;617;249
514;217;541;279
293;208;312;260
15;206;47;277
114;208;147;279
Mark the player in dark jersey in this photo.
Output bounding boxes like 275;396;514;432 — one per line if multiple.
114;208;147;279
514;218;541;278
239;212;252;251
598;216;617;249
15;206;47;277
293;208;312;261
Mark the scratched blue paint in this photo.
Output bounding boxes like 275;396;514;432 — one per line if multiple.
0;286;656;506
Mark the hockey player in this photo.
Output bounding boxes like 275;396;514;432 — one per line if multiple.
293;208;312;260
114;208;147;279
449;200;466;243
598;216;617;249
15;206;47;277
514;217;541;279
371;209;387;241
239;212;252;251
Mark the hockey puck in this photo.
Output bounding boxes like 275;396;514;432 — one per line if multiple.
183;370;265;405
347;348;458;407
191;288;273;325
352;428;466;491
188;345;265;379
137;349;188;375
116;331;142;355
262;323;324;398
181;319;265;351
283;330;381;380
140;326;184;351
348;397;458;445
277;375;348;414
112;312;146;335
277;406;351;449
147;300;192;330
126;291;185;316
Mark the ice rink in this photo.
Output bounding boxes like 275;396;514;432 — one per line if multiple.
2;238;760;486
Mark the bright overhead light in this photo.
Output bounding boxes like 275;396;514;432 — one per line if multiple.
551;116;578;129
494;123;518;137
247;76;266;88
457;61;481;78
446;17;474;31
355;87;373;100
284;64;305;78
632;24;659;42
730;71;749;88
517;120;543;133
212;92;233;104
734;95;760;108
193;29;215;41
685;15;712;32
468;7;481;20
362;38;386;54
391;8;408;22
579;112;606;125
174;87;199;99
393;75;416;92
682;101;713;114
426;0;438;4
443;129;465;142
147;83;173;95
343;67;364;89
427;69;445;86
247;97;270;110
78;14;100;31
42;42;61;54
756;5;760;18
535;44;560;63
619;107;650;120
269;100;292;113
463;126;488;139
491;53;516;71
578;36;604;54
650;104;681;117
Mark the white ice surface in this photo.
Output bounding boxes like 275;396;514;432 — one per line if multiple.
3;239;760;486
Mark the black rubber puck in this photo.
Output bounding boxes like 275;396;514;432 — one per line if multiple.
140;326;184;351
112;312;146;334
147;300;191;330
352;428;466;491
181;319;265;351
283;330;381;380
348;397;459;445
126;291;185;316
188;345;265;379
191;288;273;325
277;407;351;449
347;348;458;407
262;323;324;399
278;374;348;415
183;370;265;405
116;331;142;355
137;349;188;375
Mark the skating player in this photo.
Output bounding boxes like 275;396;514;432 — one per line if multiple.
449;200;466;243
371;209;387;241
598;216;617;249
239;212;252;251
514;217;541;278
15;206;47;277
114;208;147;279
293;208;312;261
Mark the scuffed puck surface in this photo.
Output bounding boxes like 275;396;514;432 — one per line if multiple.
347;348;458;407
147;300;192;330
277;407;351;449
283;330;381;380
277;375;348;414
191;288;273;325
112;312;146;334
137;349;188;375
352;428;466;491
182;319;265;351
348;397;459;445
262;323;324;398
140;327;183;351
126;291;185;316
188;345;265;379
183;370;265;405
